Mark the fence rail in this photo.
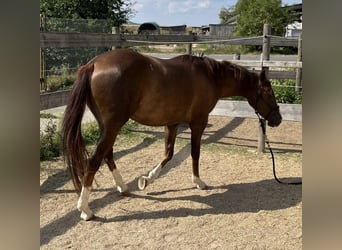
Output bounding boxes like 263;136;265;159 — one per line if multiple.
40;32;299;48
40;24;302;152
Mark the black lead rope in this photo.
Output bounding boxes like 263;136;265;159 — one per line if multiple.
256;113;302;186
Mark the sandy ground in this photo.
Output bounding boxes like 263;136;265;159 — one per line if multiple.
40;116;302;249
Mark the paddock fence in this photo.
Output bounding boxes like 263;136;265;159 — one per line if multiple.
40;23;302;92
40;23;302;152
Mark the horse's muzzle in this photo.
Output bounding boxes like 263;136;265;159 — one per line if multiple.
267;110;282;127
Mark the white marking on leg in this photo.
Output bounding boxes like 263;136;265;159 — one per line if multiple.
147;163;162;182
192;175;207;190
138;163;163;190
77;186;94;221
112;169;128;194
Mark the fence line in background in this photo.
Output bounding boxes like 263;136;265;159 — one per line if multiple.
40;24;302;152
40;32;299;48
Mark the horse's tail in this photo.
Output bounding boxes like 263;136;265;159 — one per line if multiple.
62;63;94;195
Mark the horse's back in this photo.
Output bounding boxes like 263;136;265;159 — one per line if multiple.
88;49;219;126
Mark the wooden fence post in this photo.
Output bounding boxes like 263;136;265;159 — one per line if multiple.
40;14;47;91
186;31;193;55
295;33;302;92
258;23;271;153
112;27;120;50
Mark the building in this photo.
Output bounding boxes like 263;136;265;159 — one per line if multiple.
284;3;302;37
208;24;235;37
160;25;187;35
285;21;302;37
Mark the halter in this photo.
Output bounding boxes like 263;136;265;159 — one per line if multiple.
254;86;280;121
254;86;302;186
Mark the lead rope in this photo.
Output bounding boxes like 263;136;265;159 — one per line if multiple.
256;112;302;185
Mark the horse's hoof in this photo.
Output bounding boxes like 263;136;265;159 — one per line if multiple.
80;211;95;221
138;176;147;190
193;176;208;190
117;185;130;196
195;181;208;190
197;183;208;190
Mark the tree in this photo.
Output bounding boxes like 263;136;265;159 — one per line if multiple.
40;0;136;85
40;0;135;27
219;6;236;24
219;0;295;37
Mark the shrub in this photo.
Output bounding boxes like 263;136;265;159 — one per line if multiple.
40;119;61;161
271;79;302;104
40;118;138;162
82;122;101;145
46;73;76;91
81;119;139;144
40;113;57;119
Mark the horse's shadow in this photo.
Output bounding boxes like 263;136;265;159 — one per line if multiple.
40;136;160;195
40;177;301;246
93;177;302;223
40;117;301;246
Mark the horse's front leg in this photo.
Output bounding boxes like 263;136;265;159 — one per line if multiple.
190;121;208;190
138;124;178;190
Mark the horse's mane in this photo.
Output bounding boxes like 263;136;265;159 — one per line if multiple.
178;54;254;82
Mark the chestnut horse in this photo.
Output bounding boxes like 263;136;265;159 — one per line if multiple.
62;49;282;220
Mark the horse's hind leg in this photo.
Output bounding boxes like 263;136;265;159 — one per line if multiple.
190;121;208;190
78;168;97;221
77;125;119;221
138;124;178;190
104;150;129;195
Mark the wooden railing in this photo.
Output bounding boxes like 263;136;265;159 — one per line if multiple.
40;24;302;152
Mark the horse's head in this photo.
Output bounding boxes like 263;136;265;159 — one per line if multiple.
249;69;282;127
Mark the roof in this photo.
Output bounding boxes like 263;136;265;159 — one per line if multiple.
138;22;160;31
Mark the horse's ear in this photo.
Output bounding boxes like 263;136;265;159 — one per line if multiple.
260;69;267;82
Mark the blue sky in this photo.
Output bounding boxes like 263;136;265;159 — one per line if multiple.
130;0;301;26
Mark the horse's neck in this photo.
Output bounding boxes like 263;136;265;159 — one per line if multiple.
218;78;243;98
219;71;255;99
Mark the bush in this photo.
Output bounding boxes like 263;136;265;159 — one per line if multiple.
40;118;139;162
40;113;57;119
82;122;101;145
40;119;61;161
81;119;139;144
46;73;76;91
271;79;302;104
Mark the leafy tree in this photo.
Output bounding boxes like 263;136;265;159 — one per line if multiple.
219;0;295;37
40;0;136;82
219;6;236;24
40;0;135;27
